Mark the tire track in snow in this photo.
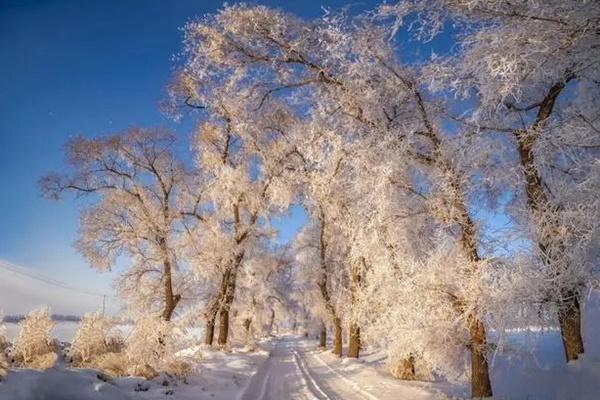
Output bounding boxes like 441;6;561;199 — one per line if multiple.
310;351;380;400
292;350;331;400
237;340;278;400
239;337;326;400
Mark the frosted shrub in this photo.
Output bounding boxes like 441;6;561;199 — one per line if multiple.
124;314;191;379
95;352;128;377
0;350;6;380
68;312;122;368
387;352;418;380
11;308;57;369
164;359;193;379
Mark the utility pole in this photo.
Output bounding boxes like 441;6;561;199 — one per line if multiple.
102;295;106;316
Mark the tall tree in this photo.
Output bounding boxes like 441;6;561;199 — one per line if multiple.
40;128;186;321
389;0;600;363
178;95;300;345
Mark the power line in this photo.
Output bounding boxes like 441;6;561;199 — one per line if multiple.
0;260;117;300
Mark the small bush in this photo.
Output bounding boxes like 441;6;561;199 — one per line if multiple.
10;308;56;369
95;352;128;377
124;315;172;374
68;312;122;367
388;354;417;380
123;314;191;378
0;353;7;380
165;359;193;379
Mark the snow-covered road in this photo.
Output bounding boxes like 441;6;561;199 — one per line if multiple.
240;337;330;400
239;336;434;400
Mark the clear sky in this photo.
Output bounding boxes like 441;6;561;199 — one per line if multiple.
1;0;397;313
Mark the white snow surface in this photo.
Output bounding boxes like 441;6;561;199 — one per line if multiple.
2;331;600;399
0;343;269;400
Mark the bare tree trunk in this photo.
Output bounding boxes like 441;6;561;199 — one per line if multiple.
205;318;216;345
204;266;231;345
243;296;256;338
383;74;493;395
347;260;363;358
469;315;492;398
215;199;251;346
317;207;343;357
558;292;584;362
268;308;275;334
161;256;181;322
243;318;252;334
347;324;360;358
517;132;585;362
217;252;244;346
332;317;342;357
217;307;230;346
319;323;327;348
217;271;235;346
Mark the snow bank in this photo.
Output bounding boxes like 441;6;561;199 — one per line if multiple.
0;345;269;400
0;368;130;400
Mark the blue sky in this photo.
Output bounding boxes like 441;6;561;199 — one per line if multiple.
0;0;394;311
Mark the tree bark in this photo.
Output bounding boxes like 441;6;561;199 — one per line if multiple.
217;270;235;346
469;316;493;398
332;317;342;357
319;323;327;348
217;306;230;346
347;323;360;358
268;308;275;334
513;76;584;364
161;256;181;322
558;292;584;362
217;251;244;346
243;318;252;334
204;266;230;345
216;199;252;346
451;174;493;398
204;318;216;345
347;259;363;358
317;207;343;357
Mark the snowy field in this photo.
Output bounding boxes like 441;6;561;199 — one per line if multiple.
2;329;600;399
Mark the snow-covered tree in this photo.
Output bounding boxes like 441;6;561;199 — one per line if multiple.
41;128;189;321
177;97;300;346
170;5;500;395
382;0;600;365
227;241;292;345
293;219;350;357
